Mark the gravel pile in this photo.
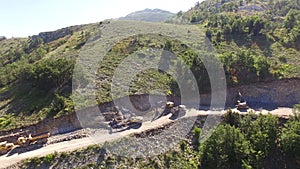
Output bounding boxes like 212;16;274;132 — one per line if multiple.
46;128;94;145
103;116;198;158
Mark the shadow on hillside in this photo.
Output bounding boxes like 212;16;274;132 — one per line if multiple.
224;34;274;57
251;35;274;57
2;82;54;117
224;34;252;48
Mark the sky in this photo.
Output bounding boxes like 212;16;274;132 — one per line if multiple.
0;0;200;38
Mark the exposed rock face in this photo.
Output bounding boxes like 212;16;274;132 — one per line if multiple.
198;78;300;108
0;113;82;144
29;25;83;46
238;4;267;12
226;78;300;107
37;28;72;43
1;78;300;143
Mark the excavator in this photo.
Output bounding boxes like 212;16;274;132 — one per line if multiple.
0;132;50;155
109;116;143;130
236;91;249;110
0;141;14;155
236;100;249;110
108;107;143;130
152;101;186;121
17;132;50;146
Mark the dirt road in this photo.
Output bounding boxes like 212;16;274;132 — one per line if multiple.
0;108;293;168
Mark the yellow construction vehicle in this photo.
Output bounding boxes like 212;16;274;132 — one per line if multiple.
109;116;143;130
0;141;14;155
152;101;186;121
236;91;249;110
236;100;249;110
17;132;50;146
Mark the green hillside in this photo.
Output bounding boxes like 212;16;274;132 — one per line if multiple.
0;21;208;130
0;0;300;132
0;22;102;130
176;0;300;84
1;0;300;168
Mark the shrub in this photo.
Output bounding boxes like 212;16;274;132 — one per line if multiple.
280;109;300;158
200;124;251;169
192;127;202;150
44;153;55;164
280;121;300;157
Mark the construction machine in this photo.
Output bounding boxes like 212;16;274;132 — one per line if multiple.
109;116;143;130
0;141;14;155
165;101;186;115
152;101;186;120
236;100;249;110
236;91;249;110
17;132;50;146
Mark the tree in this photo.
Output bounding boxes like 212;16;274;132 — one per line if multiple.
239;113;279;168
177;11;183;17
254;56;271;80
246;16;265;36
232;18;245;34
284;9;300;31
280;108;300;158
200;124;252;169
23;58;74;90
280;120;300;158
205;29;212;41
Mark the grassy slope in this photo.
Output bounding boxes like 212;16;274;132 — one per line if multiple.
0;23;101;130
1;0;300;131
180;0;300;78
1;0;300;168
0;21;207;130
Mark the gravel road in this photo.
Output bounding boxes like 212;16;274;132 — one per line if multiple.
0;107;293;168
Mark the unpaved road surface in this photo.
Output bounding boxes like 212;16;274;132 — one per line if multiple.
0;108;293;168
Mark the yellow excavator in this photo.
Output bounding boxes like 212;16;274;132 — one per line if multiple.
17;132;50;146
0;141;14;155
152;101;186;121
236;91;249;110
236;100;249;110
109;115;143;129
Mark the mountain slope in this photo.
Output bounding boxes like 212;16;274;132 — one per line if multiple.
119;8;175;22
175;0;300;85
1;0;300;131
0;22;103;130
0;0;300;168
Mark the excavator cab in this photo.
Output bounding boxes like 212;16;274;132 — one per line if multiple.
236;100;249;110
236;91;249;110
166;101;174;108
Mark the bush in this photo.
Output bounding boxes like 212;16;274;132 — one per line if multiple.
280;121;300;157
44;153;55;164
21;58;74;90
200;124;251;169
192;127;202;149
280;110;300;158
